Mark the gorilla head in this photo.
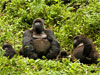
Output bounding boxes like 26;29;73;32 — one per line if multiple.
32;18;44;34
73;35;85;48
2;43;18;59
2;43;13;51
57;50;68;60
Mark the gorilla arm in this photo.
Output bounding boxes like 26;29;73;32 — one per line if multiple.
83;38;92;57
22;30;38;59
45;30;60;59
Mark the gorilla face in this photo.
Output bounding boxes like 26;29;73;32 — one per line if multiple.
33;18;44;34
34;22;43;33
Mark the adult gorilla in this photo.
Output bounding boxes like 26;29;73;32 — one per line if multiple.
71;35;99;64
21;18;60;59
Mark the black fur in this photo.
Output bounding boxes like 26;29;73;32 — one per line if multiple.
2;43;18;59
71;35;99;64
21;18;60;59
57;50;68;60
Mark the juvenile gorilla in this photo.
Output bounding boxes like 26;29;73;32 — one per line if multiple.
57;50;68;60
2;43;18;59
21;18;60;59
71;35;99;64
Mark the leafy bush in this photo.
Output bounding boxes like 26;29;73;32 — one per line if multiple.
0;0;100;74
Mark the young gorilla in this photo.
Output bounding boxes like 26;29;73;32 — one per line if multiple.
2;43;18;59
57;50;68;60
71;35;99;64
21;18;60;59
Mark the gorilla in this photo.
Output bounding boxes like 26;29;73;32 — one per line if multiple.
2;43;18;59
71;35;99;64
21;18;60;59
57;50;68;60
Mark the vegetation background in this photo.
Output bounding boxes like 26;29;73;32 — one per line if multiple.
0;0;100;74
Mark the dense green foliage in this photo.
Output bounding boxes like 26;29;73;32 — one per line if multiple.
0;0;100;74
